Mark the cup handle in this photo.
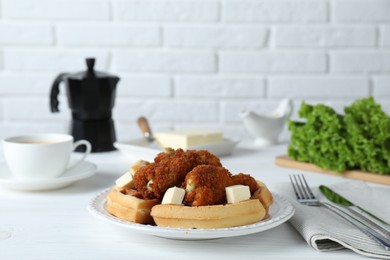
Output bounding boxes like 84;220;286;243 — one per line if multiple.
66;140;92;170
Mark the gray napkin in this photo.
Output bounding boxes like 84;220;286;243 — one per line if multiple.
275;181;390;259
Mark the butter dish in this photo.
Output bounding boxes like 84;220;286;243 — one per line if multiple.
114;138;239;161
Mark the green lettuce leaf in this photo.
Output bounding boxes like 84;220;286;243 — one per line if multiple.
288;97;390;175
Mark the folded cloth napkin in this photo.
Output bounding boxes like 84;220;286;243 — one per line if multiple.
275;180;390;259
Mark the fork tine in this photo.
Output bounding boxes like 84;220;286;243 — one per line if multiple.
291;175;304;199
297;174;310;199
300;174;315;199
289;175;301;199
293;175;305;199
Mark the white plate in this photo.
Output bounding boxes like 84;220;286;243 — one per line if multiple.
0;161;97;191
114;138;240;161
87;189;294;240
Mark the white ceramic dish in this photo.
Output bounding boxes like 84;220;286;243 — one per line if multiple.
87;189;294;240
114;138;240;161
0;160;97;191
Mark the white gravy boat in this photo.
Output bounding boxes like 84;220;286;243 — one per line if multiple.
240;99;293;146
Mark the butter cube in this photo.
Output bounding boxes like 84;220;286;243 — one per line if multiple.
154;129;223;150
225;185;251;204
161;187;185;205
115;171;134;189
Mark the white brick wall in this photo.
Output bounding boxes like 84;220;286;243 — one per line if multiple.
223;0;328;22
57;24;161;46
175;76;265;97
3;0;111;20
220;52;327;73
331;51;390;73
382;26;390;46
0;23;53;45
273;26;376;48
0;0;389;143
165;26;268;48
4;49;110;71
114;0;219;22
333;0;390;22
112;50;216;72
0;51;3;69
268;77;369;98
373;77;390;97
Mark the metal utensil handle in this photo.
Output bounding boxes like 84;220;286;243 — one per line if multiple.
322;202;390;251
137;116;154;142
352;205;390;226
347;206;390;237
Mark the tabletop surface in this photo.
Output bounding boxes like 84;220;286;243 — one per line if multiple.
1;142;386;260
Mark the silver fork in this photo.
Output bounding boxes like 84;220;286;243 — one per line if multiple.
289;174;390;251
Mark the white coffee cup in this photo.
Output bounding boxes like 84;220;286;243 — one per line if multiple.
2;134;92;179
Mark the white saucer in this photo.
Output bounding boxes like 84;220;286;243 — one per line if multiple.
0;161;97;191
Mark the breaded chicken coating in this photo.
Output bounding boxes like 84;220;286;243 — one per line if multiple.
232;173;259;194
182;165;234;206
133;149;222;199
193;150;222;167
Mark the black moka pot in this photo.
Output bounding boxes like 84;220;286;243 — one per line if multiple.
50;58;120;152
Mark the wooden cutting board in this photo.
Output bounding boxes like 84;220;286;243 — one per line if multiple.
275;155;390;185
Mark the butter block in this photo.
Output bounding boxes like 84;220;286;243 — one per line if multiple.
161;187;185;205
225;185;251;204
155;129;223;150
115;171;134;189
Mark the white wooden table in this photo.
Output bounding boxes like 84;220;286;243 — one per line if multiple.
0;143;383;259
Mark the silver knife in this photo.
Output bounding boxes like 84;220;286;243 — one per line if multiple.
319;185;390;237
320;202;390;250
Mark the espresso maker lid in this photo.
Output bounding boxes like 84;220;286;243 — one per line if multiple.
50;57;120;114
67;58;119;80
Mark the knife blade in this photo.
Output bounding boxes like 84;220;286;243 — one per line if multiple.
319;185;390;237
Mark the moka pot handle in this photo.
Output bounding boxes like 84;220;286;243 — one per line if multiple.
50;73;68;112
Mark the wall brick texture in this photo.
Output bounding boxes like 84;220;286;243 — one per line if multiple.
0;0;389;142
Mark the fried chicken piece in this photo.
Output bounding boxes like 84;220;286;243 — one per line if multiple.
182;165;234;206
133;149;222;200
232;173;259;194
133;159;192;199
194;150;222;166
153;147;176;164
154;148;222;167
